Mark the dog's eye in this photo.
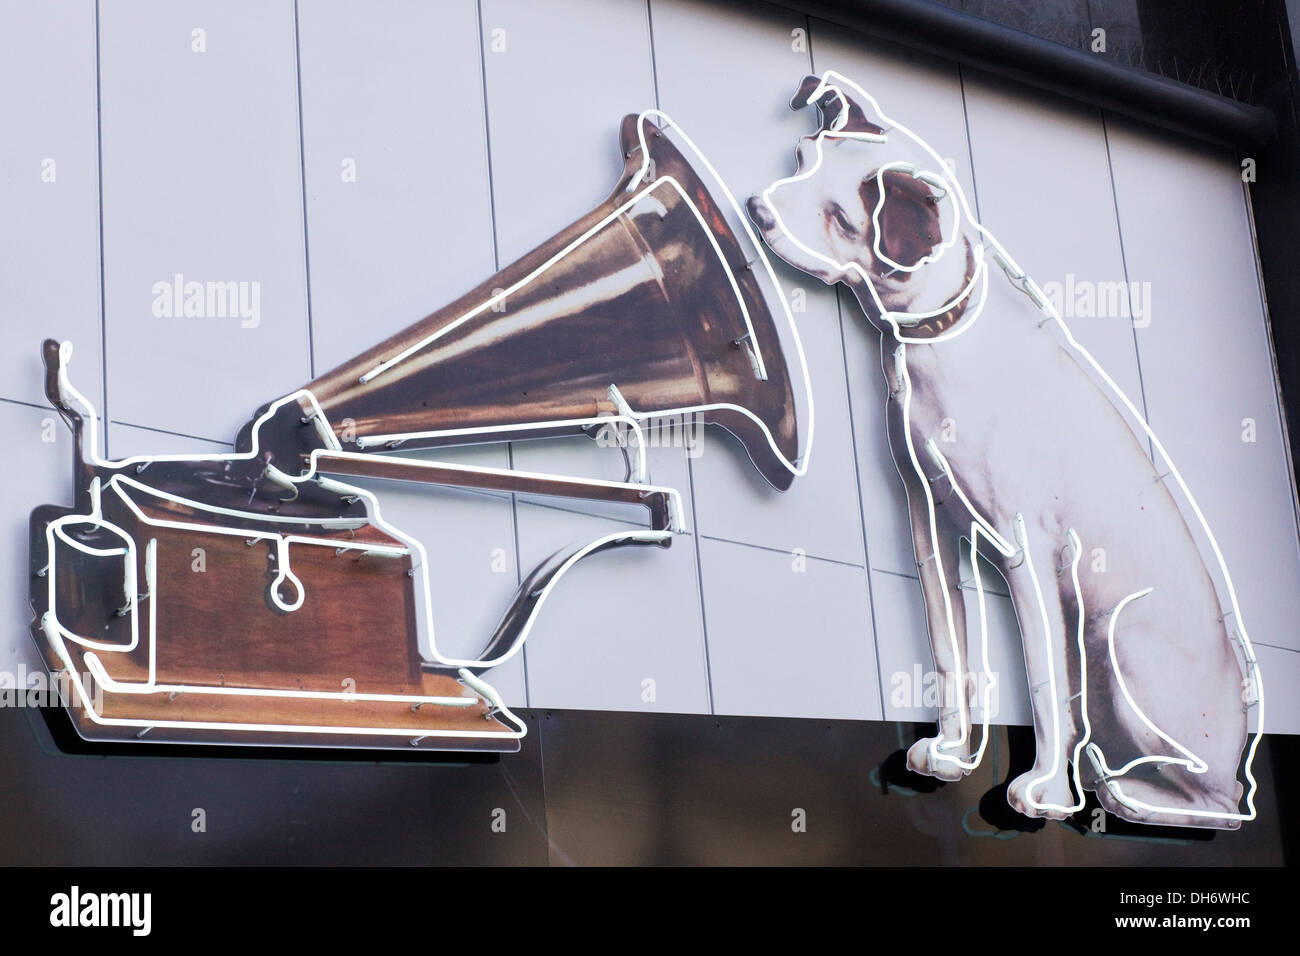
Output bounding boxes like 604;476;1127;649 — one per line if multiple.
826;203;858;239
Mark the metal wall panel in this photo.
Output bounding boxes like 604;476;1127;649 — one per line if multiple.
515;503;711;713
98;0;311;443
960;72;1146;404
0;0;103;410
698;536;881;719
1105;117;1300;726
296;0;497;378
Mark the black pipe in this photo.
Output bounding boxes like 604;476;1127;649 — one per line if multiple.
780;0;1277;152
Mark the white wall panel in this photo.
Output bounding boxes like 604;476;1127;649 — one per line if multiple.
1106;118;1300;666
699;536;880;719
0;0;103;409
961;71;1145;405
99;0;310;442
105;420;229;460
296;0;497;378
515;502;710;713
1255;644;1300;733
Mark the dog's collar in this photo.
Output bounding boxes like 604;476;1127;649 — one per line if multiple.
886;240;978;340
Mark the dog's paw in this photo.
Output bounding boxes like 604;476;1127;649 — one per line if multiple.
906;735;971;782
1006;769;1074;820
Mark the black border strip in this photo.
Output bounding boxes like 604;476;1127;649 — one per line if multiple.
776;0;1277;151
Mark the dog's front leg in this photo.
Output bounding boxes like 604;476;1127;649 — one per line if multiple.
902;488;976;782
1001;517;1080;820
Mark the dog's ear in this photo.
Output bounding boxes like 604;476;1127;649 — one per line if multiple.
790;73;886;138
790;74;826;111
861;170;944;269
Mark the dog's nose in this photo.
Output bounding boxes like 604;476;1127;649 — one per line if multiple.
746;196;776;232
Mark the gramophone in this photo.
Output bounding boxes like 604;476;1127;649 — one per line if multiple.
29;112;807;752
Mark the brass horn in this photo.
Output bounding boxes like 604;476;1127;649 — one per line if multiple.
269;114;800;490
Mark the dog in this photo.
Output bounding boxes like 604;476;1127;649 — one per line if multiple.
746;72;1262;829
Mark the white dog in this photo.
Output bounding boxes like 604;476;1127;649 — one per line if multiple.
747;72;1263;829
